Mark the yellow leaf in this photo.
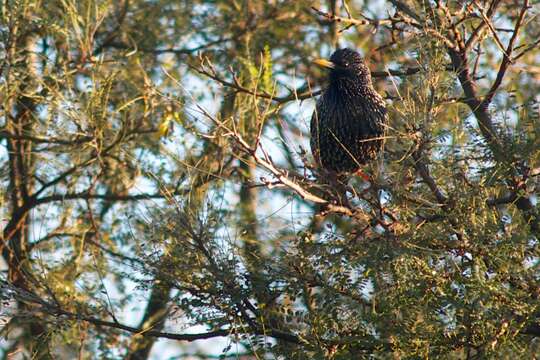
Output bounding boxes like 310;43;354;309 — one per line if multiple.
157;115;172;138
173;111;182;124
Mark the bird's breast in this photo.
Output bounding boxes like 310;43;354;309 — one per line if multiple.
311;85;387;172
320;88;386;133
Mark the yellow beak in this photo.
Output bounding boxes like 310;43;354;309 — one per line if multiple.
313;58;336;69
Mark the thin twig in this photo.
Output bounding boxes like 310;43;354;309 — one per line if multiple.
484;0;529;104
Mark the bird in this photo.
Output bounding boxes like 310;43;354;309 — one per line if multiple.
310;48;387;176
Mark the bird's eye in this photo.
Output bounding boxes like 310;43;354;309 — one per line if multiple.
343;61;349;67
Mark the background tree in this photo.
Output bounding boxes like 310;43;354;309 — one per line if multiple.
1;0;539;358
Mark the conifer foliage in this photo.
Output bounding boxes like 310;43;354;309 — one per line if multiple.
1;1;539;358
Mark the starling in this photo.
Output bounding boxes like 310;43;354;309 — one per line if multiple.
311;48;387;174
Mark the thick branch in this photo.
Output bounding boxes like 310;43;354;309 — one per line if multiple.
447;49;503;157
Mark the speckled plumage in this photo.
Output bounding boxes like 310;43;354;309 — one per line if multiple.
311;48;387;173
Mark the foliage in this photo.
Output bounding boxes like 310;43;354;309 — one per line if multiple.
1;0;539;359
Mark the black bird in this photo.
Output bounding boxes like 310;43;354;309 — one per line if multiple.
311;48;387;175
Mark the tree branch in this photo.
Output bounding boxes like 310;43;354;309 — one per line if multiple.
447;49;503;157
0;279;303;345
0;129;94;145
311;7;394;28
191;61;423;105
483;0;529;105
464;0;501;50
101;36;235;56
35;190;188;205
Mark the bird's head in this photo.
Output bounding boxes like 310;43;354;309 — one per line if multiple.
314;48;371;84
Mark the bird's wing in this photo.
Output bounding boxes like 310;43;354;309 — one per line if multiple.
358;92;387;136
310;104;321;165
